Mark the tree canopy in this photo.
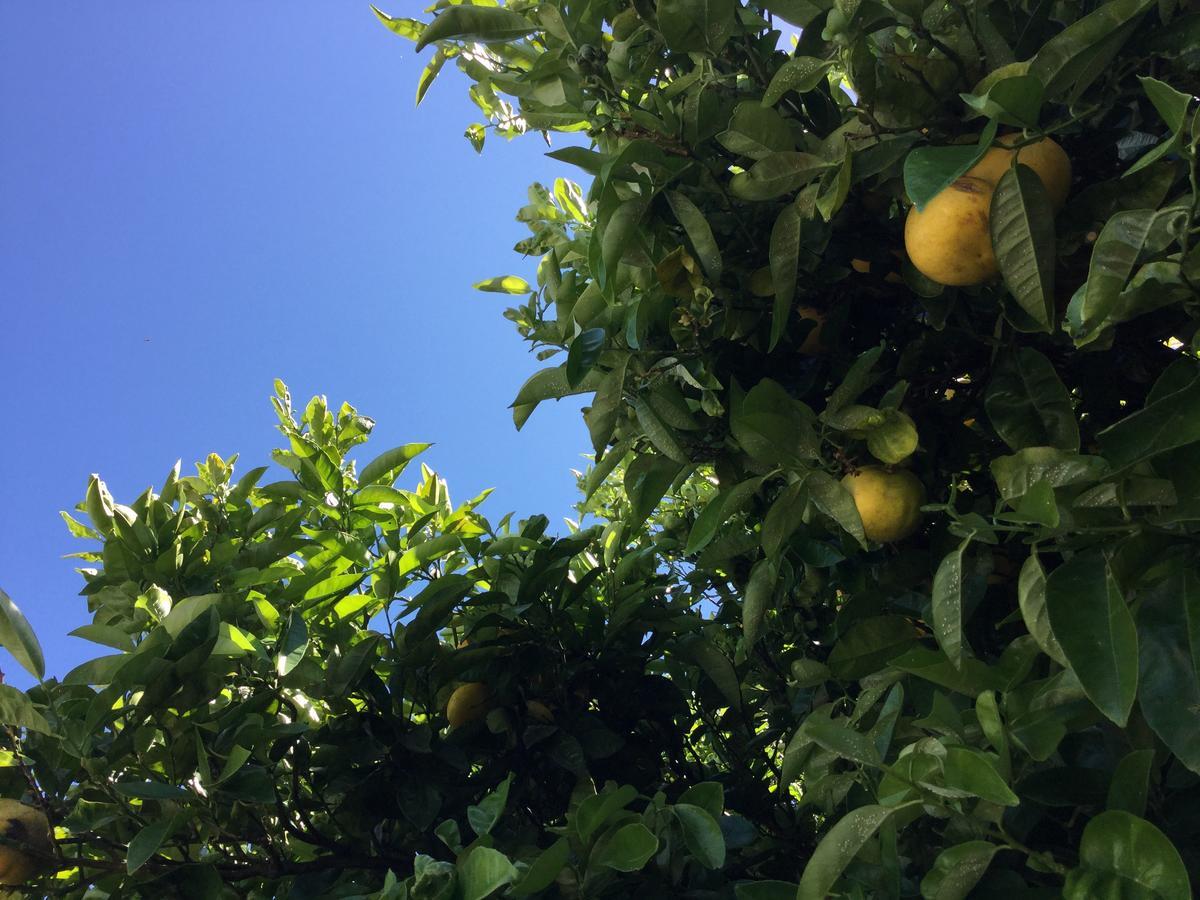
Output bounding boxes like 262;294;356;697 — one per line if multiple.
0;0;1198;897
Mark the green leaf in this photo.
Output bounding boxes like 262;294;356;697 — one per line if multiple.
633;396;689;463
585;358;628;454
828;616;920;680
743;558;776;649
595;822;659;872
716;101;795;159
624;453;685;531
961;75;1044;127
415;48;448;106
1063;811;1190;899
678;782;724;819
1045;553;1138;726
804;470;866;547
732;378;820;466
213;745;253;786
824;345;883;415
84;473;115;536
673;803;726;869
984;348;1080;452
415;6;537;51
405;576;473;645
991;447;1108;502
768;204;802;351
761;482;806;560
755;0;822;27
566;328;605;388
458;846;518;900
412;854;458;899
685;476;763;555
666;191;722;281
1137;565;1200;774
890;646;1007;698
327;633;383;695
0;587;45;681
358;443;430;486
127;816;177;874
816;150;852;221
371;7;424;42
797;803;920;900
1066;206;1188;347
920;841;1000;900
729;152;831;201
799;710;882;767
674;634;742;710
275;612;309;678
59;510;100;539
467;773;513;837
576;784;638;844
68;623;135;653
656;0;736;52
1029;0;1155;100
990;164;1057;331
975;691;1011;779
943;747;1018;805
474;275;533;294
511;364;603;428
1097;364;1200;470
598;197;648;293
1018;551;1067;666
932;540;969;670
1107;748;1155;816
0;685;51;734
511;838;569;897
1139;74;1193;130
1125;76;1194;176
903;122;997;211
763;57;834;106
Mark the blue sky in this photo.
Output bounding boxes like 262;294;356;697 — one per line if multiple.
0;6;590;687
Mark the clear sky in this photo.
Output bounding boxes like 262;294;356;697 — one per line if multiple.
0;5;591;688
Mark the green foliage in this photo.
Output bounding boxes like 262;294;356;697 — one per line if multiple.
0;0;1198;897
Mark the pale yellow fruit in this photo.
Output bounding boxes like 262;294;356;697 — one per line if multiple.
966;134;1071;210
0;800;51;886
904;176;997;286
841;466;925;543
446;682;492;729
525;700;555;723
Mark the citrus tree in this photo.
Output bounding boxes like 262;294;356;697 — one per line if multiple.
0;0;1198;896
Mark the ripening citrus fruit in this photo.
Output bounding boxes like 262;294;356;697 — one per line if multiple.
967;134;1071;210
446;682;493;729
904;176;997;286
841;466;925;543
0;800;51;886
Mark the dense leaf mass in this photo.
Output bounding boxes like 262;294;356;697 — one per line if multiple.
0;1;1198;897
